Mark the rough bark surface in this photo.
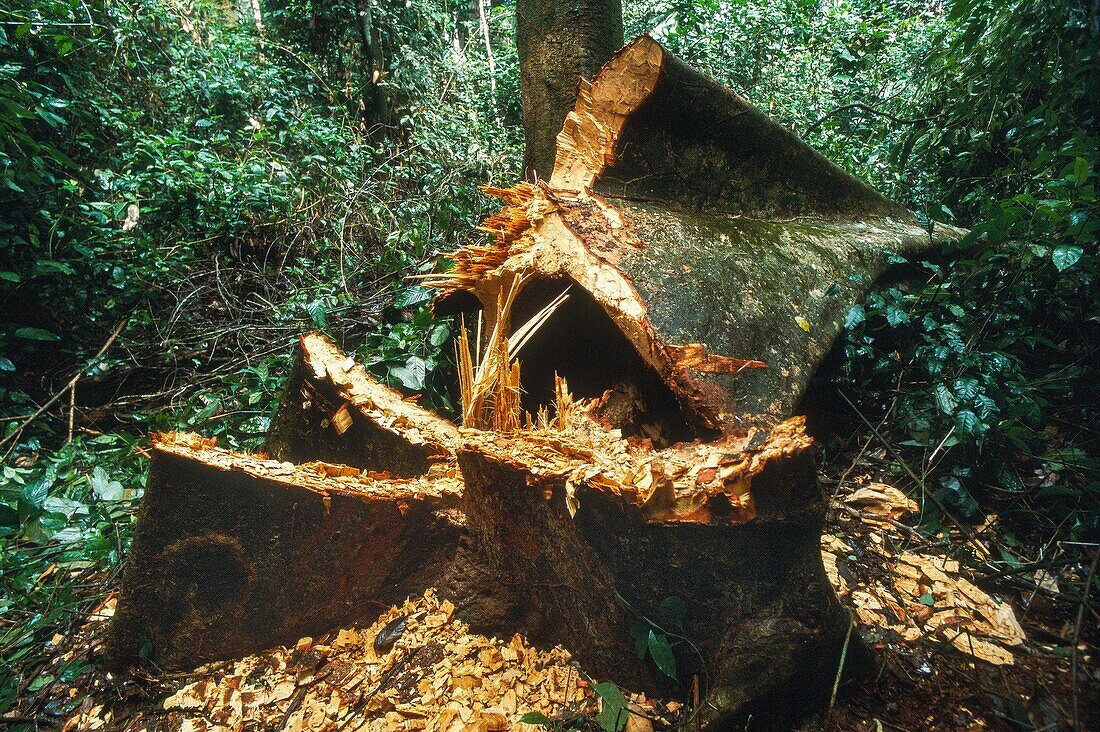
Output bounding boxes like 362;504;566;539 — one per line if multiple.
434;36;966;424
107;434;464;670
516;0;623;179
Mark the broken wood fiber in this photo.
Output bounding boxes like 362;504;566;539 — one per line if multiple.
265;332;458;472
427;35;967;425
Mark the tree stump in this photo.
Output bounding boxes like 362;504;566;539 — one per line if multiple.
109;36;962;727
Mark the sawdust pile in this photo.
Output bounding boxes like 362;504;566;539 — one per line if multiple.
822;482;1026;666
64;590;673;731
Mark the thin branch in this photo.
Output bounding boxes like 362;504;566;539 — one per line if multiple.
1;320;127;457
1072;546;1099;732
803;102;941;136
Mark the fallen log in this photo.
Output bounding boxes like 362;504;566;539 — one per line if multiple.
427;35;965;424
108;34;962;728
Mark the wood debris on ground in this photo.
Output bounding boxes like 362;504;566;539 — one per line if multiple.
63;589;675;731
822;480;1026;666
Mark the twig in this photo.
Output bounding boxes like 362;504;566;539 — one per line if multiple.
837;503;926;540
839;391;977;544
1071;546;1099;732
1;320;127;457
826;610;855;725
803;102;941;135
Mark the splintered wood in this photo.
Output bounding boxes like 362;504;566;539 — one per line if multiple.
289;331;796;525
460;416;814;524
300;332;459;457
549;35;664;192
67;590;678;731
156;432;463;502
823;481;1026;666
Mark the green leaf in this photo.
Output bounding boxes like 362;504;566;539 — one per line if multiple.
1051;245;1083;272
0;271;20;283
843;304;865;329
518;712;555;726
304;299;327;329
18;470;54;523
14;327;60;341
934;384;957;415
390;355;427;391
658;595;686;631
954;409;981;437
647;630;677;680
885;305;909;327
794;315;811;332
392;286;431;309
429;322;451;348
0;356;14;371
593;681;628;732
918;592;934;606
90;466;124;502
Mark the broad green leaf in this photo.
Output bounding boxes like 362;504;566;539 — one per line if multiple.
518;712;555;725
885;305;909;327
934;384;957;415
429;322;451;348
647;630;677;680
304;299;327;329
1051;245;1083;272
843;304;865;329
14;327;59;341
593;681;628;732
91;466;125;502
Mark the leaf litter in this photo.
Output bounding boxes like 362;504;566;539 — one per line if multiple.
823;480;1026;666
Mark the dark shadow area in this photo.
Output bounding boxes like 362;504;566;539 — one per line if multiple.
510;277;695;447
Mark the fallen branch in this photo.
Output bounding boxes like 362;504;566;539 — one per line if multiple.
1;319;127;457
803;101;941;136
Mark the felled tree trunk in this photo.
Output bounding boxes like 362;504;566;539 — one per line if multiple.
109;35;963;728
433;36;965;424
107;432;465;670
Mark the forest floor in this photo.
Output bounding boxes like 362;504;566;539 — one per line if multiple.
3;436;1095;732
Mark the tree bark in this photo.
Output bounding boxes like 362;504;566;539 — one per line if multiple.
107;433;465;670
516;0;623;179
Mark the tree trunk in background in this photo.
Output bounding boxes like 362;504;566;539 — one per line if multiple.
516;0;623;179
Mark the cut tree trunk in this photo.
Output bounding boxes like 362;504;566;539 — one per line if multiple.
433;35;965;424
264;332;458;472
108;35;961;728
107;432;465;670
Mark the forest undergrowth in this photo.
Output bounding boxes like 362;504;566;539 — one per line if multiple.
0;0;1097;727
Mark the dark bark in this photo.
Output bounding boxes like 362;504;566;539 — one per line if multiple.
435;37;966;425
516;0;623;179
107;437;465;670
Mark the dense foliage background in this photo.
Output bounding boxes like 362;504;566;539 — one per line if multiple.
0;0;1096;717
